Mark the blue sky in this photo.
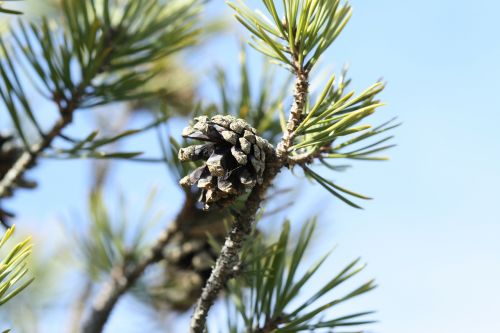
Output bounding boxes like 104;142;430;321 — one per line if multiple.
4;0;500;332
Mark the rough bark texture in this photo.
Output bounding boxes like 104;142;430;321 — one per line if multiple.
189;155;280;333
277;71;309;159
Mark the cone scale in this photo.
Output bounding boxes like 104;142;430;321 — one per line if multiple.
178;115;272;210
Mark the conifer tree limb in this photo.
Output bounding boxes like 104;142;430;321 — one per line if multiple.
81;221;179;333
189;69;309;333
82;187;224;333
189;153;281;332
0;106;75;199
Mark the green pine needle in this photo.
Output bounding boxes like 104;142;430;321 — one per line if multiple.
0;225;33;307
228;0;353;72
226;220;376;332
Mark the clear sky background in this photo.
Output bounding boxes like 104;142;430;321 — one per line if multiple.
4;0;500;332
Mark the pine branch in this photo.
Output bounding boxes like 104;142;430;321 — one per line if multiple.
81;186;218;332
0;0;203;215
0;104;75;198
0;22;128;202
188;1;317;328
187;0;383;329
224;0;396;211
189;152;280;332
81;221;179;333
187;48;310;333
188;13;315;330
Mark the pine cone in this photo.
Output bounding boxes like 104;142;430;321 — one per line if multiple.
165;235;217;281
0;134;37;225
178;115;273;210
162;231;222;311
